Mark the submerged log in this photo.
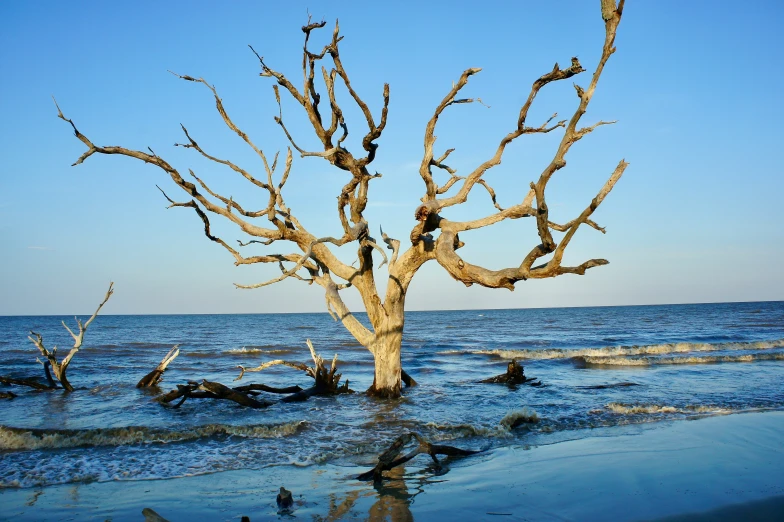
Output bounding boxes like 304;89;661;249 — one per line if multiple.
158;380;273;409
480;360;541;386
0;375;53;391
137;345;180;388
401;369;417;388
142;508;170;522
358;432;479;482
233;383;303;395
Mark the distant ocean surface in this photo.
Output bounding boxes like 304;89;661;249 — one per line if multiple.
1;302;783;489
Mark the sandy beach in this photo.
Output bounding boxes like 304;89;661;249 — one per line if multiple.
2;411;782;521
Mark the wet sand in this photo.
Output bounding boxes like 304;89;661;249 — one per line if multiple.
1;411;782;521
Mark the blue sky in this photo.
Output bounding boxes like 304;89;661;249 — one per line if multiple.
1;1;782;315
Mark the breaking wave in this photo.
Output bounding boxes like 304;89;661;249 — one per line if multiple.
0;421;306;451
440;338;784;361
582;352;784;366
603;403;732;415
424;408;540;440
226;346;300;356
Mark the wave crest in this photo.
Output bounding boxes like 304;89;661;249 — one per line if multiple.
604;403;730;415
439;338;784;361
0;421;306;451
583;352;784;366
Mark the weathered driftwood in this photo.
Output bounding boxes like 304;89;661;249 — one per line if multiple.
136;345;180;388
234;383;303;395
158;380;273;409
236;339;352;402
155;339;347;408
358;432;479;482
58;2;627;398
0;375;52;391
7;283;114;393
480;360;541;386
0;391;18;399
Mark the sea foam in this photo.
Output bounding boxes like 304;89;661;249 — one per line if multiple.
439;338;784;361
0;421;306;451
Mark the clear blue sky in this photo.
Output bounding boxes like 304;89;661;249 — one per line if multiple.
1;1;782;315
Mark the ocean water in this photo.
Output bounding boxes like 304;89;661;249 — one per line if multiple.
1;302;783;489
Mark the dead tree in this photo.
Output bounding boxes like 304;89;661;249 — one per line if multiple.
57;1;626;398
358;432;479;482
137;345;180;388
3;283;114;393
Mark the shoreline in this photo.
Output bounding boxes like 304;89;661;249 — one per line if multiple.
2;411;783;521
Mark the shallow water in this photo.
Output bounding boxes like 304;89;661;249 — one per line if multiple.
1;302;783;488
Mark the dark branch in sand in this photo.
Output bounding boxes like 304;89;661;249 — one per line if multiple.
358;432;479;482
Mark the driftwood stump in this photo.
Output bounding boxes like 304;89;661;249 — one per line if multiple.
137;345;180;388
480;360;541;386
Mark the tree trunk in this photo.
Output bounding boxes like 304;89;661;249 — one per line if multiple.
368;314;404;398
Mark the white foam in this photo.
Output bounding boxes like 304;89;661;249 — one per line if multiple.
605;403;731;415
0;421;306;451
583;352;784;366
439;338;784;361
500;407;539;428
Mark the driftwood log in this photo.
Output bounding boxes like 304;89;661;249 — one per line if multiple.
158;380;273;409
137;345;180;388
358;432;479;482
0;391;17;399
481;360;541;386
0;375;52;391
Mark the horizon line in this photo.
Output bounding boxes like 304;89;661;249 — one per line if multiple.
1;298;782;318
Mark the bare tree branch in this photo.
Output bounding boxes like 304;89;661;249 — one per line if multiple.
28;282;114;391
